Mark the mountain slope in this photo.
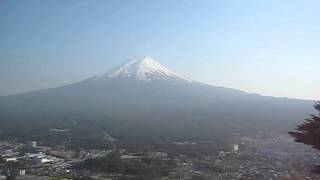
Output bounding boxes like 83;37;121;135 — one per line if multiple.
0;56;315;145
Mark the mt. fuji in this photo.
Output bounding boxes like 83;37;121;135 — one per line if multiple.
94;56;193;83
0;56;314;144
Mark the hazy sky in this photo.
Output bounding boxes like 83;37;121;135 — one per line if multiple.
0;0;319;100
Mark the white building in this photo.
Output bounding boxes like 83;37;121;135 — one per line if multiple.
27;141;37;149
230;144;239;152
19;170;26;176
34;157;53;163
5;157;17;162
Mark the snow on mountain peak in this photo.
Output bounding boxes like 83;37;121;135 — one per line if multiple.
94;56;193;82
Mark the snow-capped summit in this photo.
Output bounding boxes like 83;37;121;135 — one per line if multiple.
95;56;193;82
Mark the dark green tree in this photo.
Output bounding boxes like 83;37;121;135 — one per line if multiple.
289;102;320;150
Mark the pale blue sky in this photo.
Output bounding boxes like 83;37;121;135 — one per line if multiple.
0;0;319;100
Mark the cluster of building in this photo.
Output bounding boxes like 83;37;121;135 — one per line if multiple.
165;135;320;179
1;134;320;179
2;141;55;163
0;140;70;178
